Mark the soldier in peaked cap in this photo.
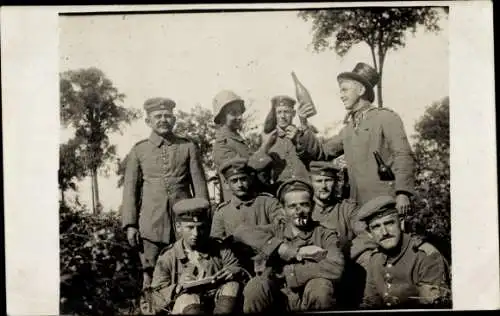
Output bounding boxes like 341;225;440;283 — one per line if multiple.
212;90;278;201
295;62;416;214
234;176;345;313
150;198;243;314
357;196;450;309
250;95;314;194
121;97;209;295
211;157;285;275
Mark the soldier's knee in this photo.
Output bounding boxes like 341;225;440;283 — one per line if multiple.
244;276;270;295
219;281;240;297
305;278;335;298
172;294;201;314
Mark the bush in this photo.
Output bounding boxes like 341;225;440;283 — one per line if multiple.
60;201;142;315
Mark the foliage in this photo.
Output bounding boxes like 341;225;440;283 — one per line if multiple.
60;67;141;212
299;7;447;107
59;138;86;200
60;201;142;315
175;104;218;171
407;96;451;261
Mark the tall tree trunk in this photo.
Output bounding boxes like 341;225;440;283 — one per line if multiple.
377;47;386;108
91;169;101;214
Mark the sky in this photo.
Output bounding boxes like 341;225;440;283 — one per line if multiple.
59;9;449;211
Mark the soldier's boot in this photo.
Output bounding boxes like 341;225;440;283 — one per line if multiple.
213;281;240;314
300;278;336;311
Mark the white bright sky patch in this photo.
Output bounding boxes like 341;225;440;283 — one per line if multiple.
59;10;448;211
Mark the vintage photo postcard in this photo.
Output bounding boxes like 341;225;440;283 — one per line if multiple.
2;1;498;314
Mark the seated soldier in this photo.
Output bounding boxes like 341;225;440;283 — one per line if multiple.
211;157;285;275
234;176;345;313
358;195;451;309
150;198;243;314
309;160;378;308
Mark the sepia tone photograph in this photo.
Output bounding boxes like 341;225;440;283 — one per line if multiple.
57;4;454;314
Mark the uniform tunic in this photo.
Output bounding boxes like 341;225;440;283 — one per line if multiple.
263;129;312;192
235;220;344;311
311;198;363;250
296;106;415;205
210;193;285;273
213;125;272;200
151;238;241;312
121;132;209;244
361;234;450;309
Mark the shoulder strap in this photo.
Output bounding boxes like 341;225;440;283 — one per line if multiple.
215;200;231;212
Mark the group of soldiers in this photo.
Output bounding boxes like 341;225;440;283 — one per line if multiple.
121;62;451;314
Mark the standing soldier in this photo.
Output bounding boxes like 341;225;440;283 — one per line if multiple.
234;177;345;313
212;90;277;200
295;62;415;215
150;198;242;314
121;97;209;294
257;95;314;193
357;196;450;309
211;157;285;274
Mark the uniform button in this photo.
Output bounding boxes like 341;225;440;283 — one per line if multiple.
384;292;389;297
387;264;393;268
387;283;392;289
386;302;392;307
385;273;390;278
267;240;272;244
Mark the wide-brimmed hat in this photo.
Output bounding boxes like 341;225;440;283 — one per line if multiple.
212;90;245;125
337;62;379;103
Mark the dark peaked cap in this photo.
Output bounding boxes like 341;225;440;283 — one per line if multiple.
172;198;210;223
143;97;176;114
357;195;399;223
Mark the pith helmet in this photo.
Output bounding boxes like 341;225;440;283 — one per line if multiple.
212;90;245;125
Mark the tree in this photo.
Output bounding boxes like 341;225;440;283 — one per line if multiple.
299;7;447;107
60;67;141;214
408;96;450;261
59;138;86;205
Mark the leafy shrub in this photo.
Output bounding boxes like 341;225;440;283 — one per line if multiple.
60;201;142;315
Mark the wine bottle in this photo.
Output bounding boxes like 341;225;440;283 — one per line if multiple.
373;151;395;181
291;71;317;118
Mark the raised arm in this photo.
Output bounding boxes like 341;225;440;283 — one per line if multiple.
295;125;345;161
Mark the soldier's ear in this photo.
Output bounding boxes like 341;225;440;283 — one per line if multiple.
357;82;366;96
175;222;181;232
291;108;296;117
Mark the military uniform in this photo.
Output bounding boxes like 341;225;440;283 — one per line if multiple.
121;98;209;273
150;198;242;314
234;178;345;313
212;90;272;200
210;157;285;273
295;63;415;206
358;196;450;309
